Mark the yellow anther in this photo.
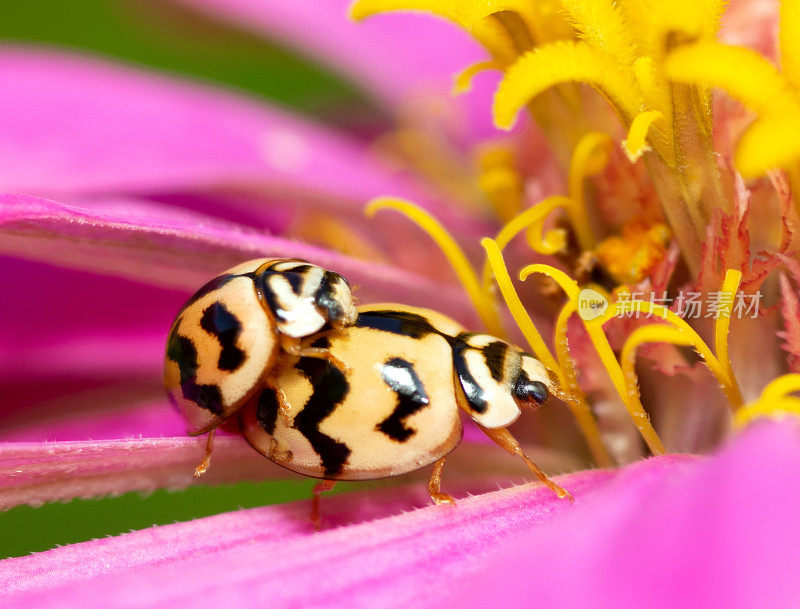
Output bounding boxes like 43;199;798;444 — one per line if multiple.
735;374;800;428
594;219;671;285
366;197;504;337
623;110;663;163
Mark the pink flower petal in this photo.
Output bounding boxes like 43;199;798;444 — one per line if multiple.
0;194;479;324
457;420;800;609
0;462;625;604
0;46;489;232
179;0;502;144
4;422;795;608
0;436;289;510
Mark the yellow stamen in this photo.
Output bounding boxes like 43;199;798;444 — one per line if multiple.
715;269;742;401
520;263;666;454
365;197;504;337
623;110;663;163
780;0;800;91
480;195;573;292
557;0;638;68
483;238;613;466
568;132;611;251
349;0;541;62
736;112;800;178
493;40;643;130
664;42;800;116
476;144;523;222
453;60;504;95
735;374;800;427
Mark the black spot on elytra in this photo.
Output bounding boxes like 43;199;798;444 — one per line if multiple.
356;310;441;339
293;358;351;476
377;358;429;442
200;302;246;371
178;272;255;315
482;341;509;383
166;332;224;414
256;390;280;435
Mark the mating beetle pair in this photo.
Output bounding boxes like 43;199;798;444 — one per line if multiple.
165;258;571;525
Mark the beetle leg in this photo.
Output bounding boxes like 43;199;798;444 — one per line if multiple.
193;429;215;478
479;426;573;501
310;479;337;531
427;457;456;505
280;335;350;372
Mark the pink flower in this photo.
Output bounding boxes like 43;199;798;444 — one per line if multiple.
3;1;800;607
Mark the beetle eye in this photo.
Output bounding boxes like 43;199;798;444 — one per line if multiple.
513;373;549;409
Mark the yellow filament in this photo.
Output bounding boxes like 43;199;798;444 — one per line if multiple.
493;40;643;130
715;269;742;401
480;195;573;292
568;132;611;251
453;60;504;95
735;374;800;427
366;197;504;337
520;263;666;454
483;238;613;466
482;238;558;371
623;110;663;163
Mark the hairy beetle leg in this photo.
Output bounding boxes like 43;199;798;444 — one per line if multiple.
310;479;337;530
280;335;350;372
428;457;455;505
480;426;573;501
193;429;215;478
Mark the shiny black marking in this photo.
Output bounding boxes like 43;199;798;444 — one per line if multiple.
377;358;429;442
281;264;314;294
256;389;280;435
166;332;224;414
293;358;351;476
356;310;442;339
314;270;345;322
177;271;255;315
451;339;488;414
200;302;246;371
514;368;549;405
482;341;509;382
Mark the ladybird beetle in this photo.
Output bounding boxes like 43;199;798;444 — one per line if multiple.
164;258;358;475
236;303;572;525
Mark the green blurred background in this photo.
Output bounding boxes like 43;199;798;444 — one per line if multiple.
0;0;376;560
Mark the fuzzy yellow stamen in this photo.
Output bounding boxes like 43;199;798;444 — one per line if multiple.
453;60;504;95
735;374;800;427
558;0;638;68
664;43;799;116
365;197;504;337
780;0;800;91
623;110;663;162
483;238;613;466
519;263;666;454
493;40;643;130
